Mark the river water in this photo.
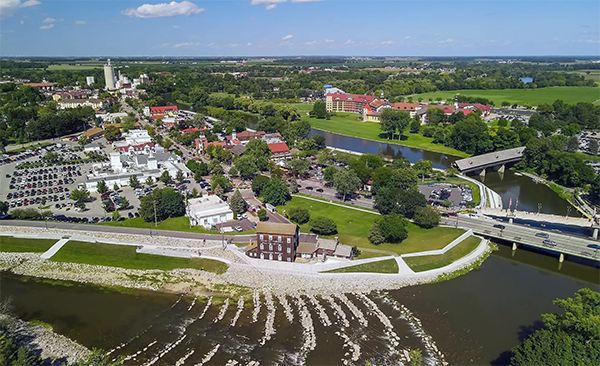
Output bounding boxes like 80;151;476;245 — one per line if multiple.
2;118;598;365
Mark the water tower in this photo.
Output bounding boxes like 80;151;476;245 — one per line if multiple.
104;59;115;90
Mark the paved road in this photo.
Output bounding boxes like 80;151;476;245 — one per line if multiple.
0;220;254;242
443;215;600;260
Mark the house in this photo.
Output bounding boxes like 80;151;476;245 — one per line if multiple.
57;98;103;110
362;102;421;122
148;106;179;116
268;142;290;158
296;234;353;260
325;91;377;113
195;138;227;153
186;196;234;229
81;127;104;139
245;222;299;262
416;105;456;124
24;82;54;91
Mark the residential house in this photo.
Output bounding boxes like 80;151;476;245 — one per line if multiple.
268;142;291;158
296;234;353;260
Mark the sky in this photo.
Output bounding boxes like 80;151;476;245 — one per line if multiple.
0;0;599;57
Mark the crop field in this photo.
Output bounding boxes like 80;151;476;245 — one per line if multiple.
407;86;600;106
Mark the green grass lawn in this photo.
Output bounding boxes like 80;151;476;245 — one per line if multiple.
0;236;57;253
277;196;465;256
323;258;399;274
47;64;103;70
407;86;600;106
51;241;229;274
305;113;469;157
98;216;255;236
291;103;314;114
403;235;482;272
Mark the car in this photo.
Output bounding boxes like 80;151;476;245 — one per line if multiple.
542;239;557;247
252;222;257;228
316;188;323;192
493;224;506;229
535;232;549;238
234;226;243;232
587;244;600;250
306;186;313;190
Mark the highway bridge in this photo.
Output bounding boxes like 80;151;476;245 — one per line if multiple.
442;215;600;263
453;147;526;175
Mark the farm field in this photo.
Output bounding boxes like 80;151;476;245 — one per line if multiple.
406;86;600;106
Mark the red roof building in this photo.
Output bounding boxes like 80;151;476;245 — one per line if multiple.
326;91;377;114
182;128;202;134
268;142;290;158
149;106;178;116
115;142;155;153
196;138;227;153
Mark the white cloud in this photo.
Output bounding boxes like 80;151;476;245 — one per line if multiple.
325;39;333;43
404;36;411;40
173;42;200;48
439;38;454;44
75;20;85;25
173;25;179;28
282;34;293;40
291;0;323;2
42;17;55;23
122;1;204;18
20;20;24;24
1;0;40;19
344;39;354;45
381;40;393;46
251;0;287;10
39;24;54;30
306;41;317;45
247;42;252;46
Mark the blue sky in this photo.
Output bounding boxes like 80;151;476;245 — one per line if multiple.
1;0;599;56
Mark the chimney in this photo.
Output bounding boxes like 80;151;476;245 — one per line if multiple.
232;131;237;141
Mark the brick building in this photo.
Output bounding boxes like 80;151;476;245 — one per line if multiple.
245;222;299;262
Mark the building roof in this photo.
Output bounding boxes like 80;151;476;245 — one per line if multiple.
268;142;290;154
333;244;353;257
226;144;246;156
317;238;338;251
299;233;318;244
393;102;419;111
453;146;526;172
296;242;318;254
327;91;377;104
458;102;490;112
82;127;104;137
187;196;233;216
235;131;265;141
256;222;297;236
182;128;202;133
58;98;102;104
149;106;178;114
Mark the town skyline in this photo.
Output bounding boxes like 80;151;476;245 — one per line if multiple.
1;0;599;57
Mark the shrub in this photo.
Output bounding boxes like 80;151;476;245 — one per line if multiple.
288;207;310;225
310;216;337;235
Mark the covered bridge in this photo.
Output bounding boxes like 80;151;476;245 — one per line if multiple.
453;147;526;174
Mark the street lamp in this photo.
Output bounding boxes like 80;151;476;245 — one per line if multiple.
537;202;542;215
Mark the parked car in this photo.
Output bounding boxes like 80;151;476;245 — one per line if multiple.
234;226;243;232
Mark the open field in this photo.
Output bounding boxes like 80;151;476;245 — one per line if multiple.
407;86;600;106
292;102;314;114
99;216;256;236
277;196;465;257
47;64;103;70
51;240;229;273
403;235;481;272
305;113;469;157
323;258;399;274
565;70;600;83
0;236;57;253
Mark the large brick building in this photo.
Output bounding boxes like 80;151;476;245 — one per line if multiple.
325;91;377;114
245;222;299;262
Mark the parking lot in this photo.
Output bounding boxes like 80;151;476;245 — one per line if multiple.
418;183;471;207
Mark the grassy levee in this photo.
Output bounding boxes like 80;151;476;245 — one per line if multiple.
277;196;465;257
51;240;229;274
304;113;469;157
0;236;57;253
403;235;482;272
406;86;600;106
98;216;255;236
323;259;399;274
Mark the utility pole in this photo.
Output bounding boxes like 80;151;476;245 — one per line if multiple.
153;199;158;227
566;205;571;219
537;202;542;215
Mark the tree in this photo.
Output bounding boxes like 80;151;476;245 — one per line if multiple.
245;139;272;171
102;201;113;214
211;174;232;192
160;171;173;184
257;208;267;221
410;118;421;133
112;210;122;221
139;188;185;223
70;187;90;203
252;174;270;195
103;125;121;141
214;184;224;198
310;101;328;119
113;183;120;192
288;207;310;224
286;158;311;177
235;155;258;179
377;214;408;243
209;159;223;175
446;167;460;177
510;288;600;366
590;139;599;156
192;113;205;129
129;175;141;189
413;206;440;228
380;108;410;140
566;136;579;153
333;168;361;201
368;221;385;245
310;216;337;235
121;115;137;132
261;178;290;206
175;170;185;183
145;176;154;186
78;134;90;146
323;166;337;186
191;187;199;198
289;176;299;194
229;190;247;215
312;134;326;150
44;152;59;161
413;159;433;181
119;197;130;210
0;201;8;214
97;180;108;194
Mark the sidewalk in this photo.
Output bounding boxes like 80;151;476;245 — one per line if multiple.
40;238;70;259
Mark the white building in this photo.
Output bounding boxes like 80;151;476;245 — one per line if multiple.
86;76;95;86
57;98;102;110
104;59;116;90
186;196;234;229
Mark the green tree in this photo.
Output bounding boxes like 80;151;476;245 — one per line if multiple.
566;136;579;153
289;176;299;194
121;115;137;132
310;101;328;119
333;168;361;201
214;184;224;198
160;171;173;184
446;167;460;177
78;134;90;146
310;216;337;235
378;213;408;243
70;187;90;203
251;174;270;195
413;206;440;228
129;175;141;189
368;221;385;245
0;201;8;214
191;187;199;198
145;176;154;186
413;159;433;181
119;197;130;210
235;155;258;179
245;139;272;171
323;166;337;186
211;174;232;192
261;178;290;206
410;118;421;133
286;158;311;177
96;180;108;194
139;188;185;223
113;183;120;192
102;201;113;214
288;207;310;224
44;152;60;161
112;210;122;221
175;170;185;183
380;108;410;140
209;159;223;175
103;125;121;141
590;139;599;156
229;190;247;215
257;208;267;221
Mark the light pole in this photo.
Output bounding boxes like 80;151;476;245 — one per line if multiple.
537;202;542;215
566;206;571;219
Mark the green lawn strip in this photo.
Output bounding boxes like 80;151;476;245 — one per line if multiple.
406;86;600;106
98;216;255;236
403;235;482;272
277;196;464;255
323;258;398;274
51;240;228;274
355;250;393;259
0;236;57;253
293;193;379;213
305;113;469;157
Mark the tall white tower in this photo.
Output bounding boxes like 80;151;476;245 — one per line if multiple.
103;59;115;90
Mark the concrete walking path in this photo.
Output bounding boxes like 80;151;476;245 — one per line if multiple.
40;238;70;259
291;194;380;215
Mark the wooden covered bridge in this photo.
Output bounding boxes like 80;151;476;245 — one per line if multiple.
452;147;526;175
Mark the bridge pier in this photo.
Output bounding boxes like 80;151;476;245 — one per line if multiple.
512;242;518;251
479;168;486;177
509;218;514;224
498;164;505;173
559;253;565;263
593;228;598;240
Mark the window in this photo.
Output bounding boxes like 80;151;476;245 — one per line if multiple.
260;253;264;259
278;236;282;242
259;234;264;240
278;253;282;261
287;238;291;244
269;253;273;260
269;235;273;240
287;247;291;254
287;258;291;262
260;243;263;250
278;244;282;252
269;244;273;251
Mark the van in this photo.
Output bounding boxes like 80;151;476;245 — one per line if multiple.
265;203;276;213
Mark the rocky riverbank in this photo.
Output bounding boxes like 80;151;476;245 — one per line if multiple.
0;314;90;364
